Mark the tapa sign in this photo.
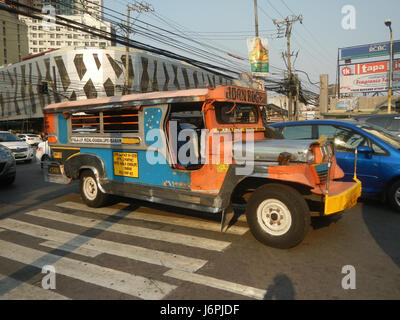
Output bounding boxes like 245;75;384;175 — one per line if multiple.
340;60;400;93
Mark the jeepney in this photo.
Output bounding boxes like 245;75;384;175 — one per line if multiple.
43;83;361;248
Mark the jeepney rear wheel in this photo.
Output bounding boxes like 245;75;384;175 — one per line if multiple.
246;183;310;249
80;170;109;208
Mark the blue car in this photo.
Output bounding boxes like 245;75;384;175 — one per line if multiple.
270;120;400;212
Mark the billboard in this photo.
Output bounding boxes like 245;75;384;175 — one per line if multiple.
340;59;400;93
340;41;400;60
247;37;269;77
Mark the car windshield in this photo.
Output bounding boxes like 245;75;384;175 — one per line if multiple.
0;132;21;142
357;123;400;149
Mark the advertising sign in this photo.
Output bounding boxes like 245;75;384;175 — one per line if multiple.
340;59;400;93
247;37;269;77
340;41;400;60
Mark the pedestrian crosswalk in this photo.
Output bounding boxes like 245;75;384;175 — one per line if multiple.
0;199;267;300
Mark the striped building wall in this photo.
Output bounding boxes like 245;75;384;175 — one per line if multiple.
0;46;232;121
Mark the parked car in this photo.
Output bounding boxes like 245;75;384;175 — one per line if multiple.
0;145;16;185
17;133;42;147
354;114;400;137
35;140;51;168
270;120;400;212
0;131;34;163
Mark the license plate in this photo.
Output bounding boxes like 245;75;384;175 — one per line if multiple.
48;166;61;175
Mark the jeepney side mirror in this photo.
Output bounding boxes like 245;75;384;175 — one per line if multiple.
357;146;373;159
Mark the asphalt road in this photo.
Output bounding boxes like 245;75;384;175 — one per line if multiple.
0;160;399;300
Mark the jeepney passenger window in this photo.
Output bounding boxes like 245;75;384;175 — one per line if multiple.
103;110;139;133
71;112;100;134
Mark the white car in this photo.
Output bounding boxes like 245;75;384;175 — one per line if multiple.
35;141;52;167
17;133;42;147
0;131;34;163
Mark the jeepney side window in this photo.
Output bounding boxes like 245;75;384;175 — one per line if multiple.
71;111;101;134
103;109;139;133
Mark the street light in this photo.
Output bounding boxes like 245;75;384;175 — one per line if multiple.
385;19;393;114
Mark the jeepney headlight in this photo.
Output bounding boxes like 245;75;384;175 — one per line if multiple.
306;150;314;164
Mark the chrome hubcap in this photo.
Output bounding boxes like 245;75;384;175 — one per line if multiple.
395;187;400;207
256;199;292;236
83;176;98;200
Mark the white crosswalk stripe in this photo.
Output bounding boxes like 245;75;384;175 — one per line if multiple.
164;269;267;300
39;240;102;258
56;201;249;235
0;218;207;272
0;274;70;300
0;240;176;299
25;209;231;252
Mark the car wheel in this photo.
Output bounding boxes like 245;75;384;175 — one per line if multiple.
246;183;310;249
41;154;51;169
388;180;400;213
1;175;15;186
80;170;109;208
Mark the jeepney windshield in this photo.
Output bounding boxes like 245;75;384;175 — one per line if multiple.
215;102;259;124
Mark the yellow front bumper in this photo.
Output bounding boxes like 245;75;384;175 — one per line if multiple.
324;178;362;215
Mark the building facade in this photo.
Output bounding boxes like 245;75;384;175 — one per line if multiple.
32;0;102;18
0;47;232;126
0;4;29;66
20;13;114;54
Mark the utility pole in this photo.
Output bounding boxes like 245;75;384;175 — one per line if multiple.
124;1;154;94
253;0;259;37
274;15;303;120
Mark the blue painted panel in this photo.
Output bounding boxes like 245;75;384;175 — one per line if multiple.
58;114;68;144
80;148;191;189
144;108;163;147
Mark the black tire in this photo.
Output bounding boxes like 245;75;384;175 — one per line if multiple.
388;180;400;213
1;175;15;186
41;155;51;169
246;183;310;249
79;170;109;208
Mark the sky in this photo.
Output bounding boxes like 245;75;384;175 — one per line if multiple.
103;0;400;90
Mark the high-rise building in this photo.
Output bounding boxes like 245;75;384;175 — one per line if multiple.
0;0;33;14
0;2;29;65
20;13;114;54
32;0;102;18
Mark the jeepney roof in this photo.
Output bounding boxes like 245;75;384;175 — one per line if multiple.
43;85;267;113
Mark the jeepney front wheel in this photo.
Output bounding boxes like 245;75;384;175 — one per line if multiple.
80;170;109;208
246;184;310;249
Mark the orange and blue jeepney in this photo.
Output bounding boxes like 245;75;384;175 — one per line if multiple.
43;83;361;248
